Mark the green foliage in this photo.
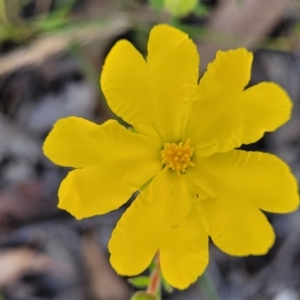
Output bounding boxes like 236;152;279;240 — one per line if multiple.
198;273;221;300
149;0;210;18
193;3;210;16
131;291;159;300
149;0;164;11
161;276;173;293
0;0;8;24
52;0;77;10
0;0;77;44
32;8;70;33
148;259;156;271
164;0;198;17
128;276;151;288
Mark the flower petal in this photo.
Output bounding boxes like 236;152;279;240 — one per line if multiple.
184;49;292;155
101;24;199;142
58;149;160;220
147;24;199;141
44;116;103;167
108;171;166;276
235;82;292;145
109;170;209;289
199;193;275;256
199;48;253;96
159;195;208;289
100;40;157;138
52;119;162;220
58;167;139;220
43;117;161;168
187;149;299;255
189;150;299;214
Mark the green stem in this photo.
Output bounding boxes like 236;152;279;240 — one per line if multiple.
197;272;221;300
147;254;161;298
147;268;160;295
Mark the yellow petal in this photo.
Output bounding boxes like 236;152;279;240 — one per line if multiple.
184;49;292;155
58;167;126;219
44;116;103;167
147;24;199;142
109;170;209;289
58;149;160;219
199;193;275;256
43;117;161;168
199;48;252;96
51;119;162;220
101;40;157;138
235;82;292;145
189;150;299;214
160;192;208;289
153;171;208;289
108;171;166;276
101;24;199;142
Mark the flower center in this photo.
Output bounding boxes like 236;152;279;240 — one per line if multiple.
161;139;195;177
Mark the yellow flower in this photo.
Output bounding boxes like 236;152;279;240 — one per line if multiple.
43;24;299;289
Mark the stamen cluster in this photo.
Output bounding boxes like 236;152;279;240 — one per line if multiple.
161;139;195;177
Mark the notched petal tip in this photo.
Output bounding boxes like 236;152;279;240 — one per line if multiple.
239;82;293;146
147;23;196;63
101;39;137;69
284;193;300;213
214;47;253;62
268;152;300;214
217;212;276;257
198;46;254;103
57;172;91;221
216;47;253;56
152;23;188;36
230;226;276;257
262;81;293;115
43;116;98;168
109;252;146;277
43;116;71;156
100;39;143;91
214;48;253;67
207;47;253;77
160;251;209;290
57;201;86;221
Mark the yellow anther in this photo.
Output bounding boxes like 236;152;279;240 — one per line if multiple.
161;139;195;177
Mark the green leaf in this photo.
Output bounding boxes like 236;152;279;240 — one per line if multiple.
0;0;8;24
52;0;77;10
0;26;9;40
33;8;70;33
193;4;210;16
128;126;138;134
131;291;159;300
198;272;221;300
161;276;173;293
128;276;151;288
148;260;156;271
149;0;164;11
164;0;198;17
0;291;6;300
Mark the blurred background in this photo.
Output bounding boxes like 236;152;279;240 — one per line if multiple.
0;0;300;299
